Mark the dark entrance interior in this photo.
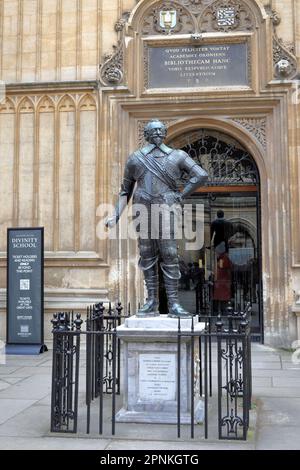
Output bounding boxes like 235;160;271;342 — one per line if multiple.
161;129;263;341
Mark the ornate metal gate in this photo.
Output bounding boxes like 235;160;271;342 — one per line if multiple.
169;129;263;340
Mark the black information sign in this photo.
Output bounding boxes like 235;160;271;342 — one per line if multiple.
147;42;248;88
7;228;44;352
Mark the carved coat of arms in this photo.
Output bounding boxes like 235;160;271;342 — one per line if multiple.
159;10;177;30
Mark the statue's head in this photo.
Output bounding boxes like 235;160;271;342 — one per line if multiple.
144;119;167;146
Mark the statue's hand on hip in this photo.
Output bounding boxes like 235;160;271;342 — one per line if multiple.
105;215;118;229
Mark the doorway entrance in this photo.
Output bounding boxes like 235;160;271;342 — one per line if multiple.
169;129;263;340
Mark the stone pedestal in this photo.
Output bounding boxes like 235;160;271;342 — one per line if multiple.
116;315;205;424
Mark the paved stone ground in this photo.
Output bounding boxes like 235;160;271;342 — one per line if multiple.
0;343;299;450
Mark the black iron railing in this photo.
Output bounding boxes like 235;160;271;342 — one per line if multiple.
50;302;252;440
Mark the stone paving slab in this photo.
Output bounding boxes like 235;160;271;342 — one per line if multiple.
0;375;51;400
272;377;300;387
248;355;281;362
3;356;51;367
259;410;300;427
251;362;282;369
0;376;25;385
256;425;300;450
281;362;300;370
258;397;300;412
8;366;53;377
249;369;300;378
0;436;111;450
36;394;51;406
252;377;272;387
0;366;22;375
105;439;254;451
0;380;11;391
0;404;51;437
253;387;300;398
0;399;36;425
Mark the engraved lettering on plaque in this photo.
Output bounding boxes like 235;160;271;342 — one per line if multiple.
147;42;249;88
139;354;176;401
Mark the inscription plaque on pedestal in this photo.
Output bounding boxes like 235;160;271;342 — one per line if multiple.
139;353;176;401
146;42;249;89
116;316;205;424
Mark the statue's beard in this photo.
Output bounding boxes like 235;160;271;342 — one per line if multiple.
151;136;164;147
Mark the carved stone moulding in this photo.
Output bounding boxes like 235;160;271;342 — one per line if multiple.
140;0;256;36
273;36;298;80
99;40;124;87
115;11;131;32
99;11;131;87
200;0;255;33
265;6;281;27
231;117;267;150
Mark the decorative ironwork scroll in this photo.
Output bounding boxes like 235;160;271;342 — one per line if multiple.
169;129;259;185
216;307;252;440
51;312;82;433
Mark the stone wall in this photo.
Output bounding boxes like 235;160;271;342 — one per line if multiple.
0;0;137;82
0;0;300;345
0;1;299;83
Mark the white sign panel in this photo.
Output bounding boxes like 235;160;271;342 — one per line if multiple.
139;354;176;401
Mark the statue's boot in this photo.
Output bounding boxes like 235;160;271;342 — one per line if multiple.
137;265;159;317
161;263;191;318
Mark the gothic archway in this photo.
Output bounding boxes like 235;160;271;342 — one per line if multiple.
168;127;262;340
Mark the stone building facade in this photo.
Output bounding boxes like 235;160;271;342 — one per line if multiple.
0;0;300;346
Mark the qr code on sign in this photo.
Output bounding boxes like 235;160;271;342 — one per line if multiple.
20;279;30;290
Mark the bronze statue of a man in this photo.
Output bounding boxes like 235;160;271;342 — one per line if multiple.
106;119;208;317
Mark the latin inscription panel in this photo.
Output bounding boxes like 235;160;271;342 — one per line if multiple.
147;42;248;88
139;354;176;401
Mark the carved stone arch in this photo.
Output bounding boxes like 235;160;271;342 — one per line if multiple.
58;94;76;112
128;0;196;36
231;117;266;150
0;97;16;114
18;96;35;113
37;95;55;113
128;0;267;35
165;117;267;185
78;94;97;111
